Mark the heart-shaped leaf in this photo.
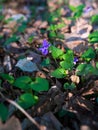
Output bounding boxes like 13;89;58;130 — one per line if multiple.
18;93;38;109
49;45;64;59
81;48;95;61
51;68;66;78
13;76;32;90
0;73;14;84
29;77;49;92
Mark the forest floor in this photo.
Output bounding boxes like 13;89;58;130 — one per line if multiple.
0;0;98;130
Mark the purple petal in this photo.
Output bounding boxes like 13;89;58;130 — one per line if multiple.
84;6;93;13
43;39;50;48
73;57;78;64
42;49;48;55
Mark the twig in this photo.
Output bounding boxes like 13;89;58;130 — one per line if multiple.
0;92;44;130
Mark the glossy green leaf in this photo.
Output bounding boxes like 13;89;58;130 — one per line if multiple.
60;50;74;70
51;68;66;78
81;48;95;61
0;103;8;121
89;38;98;43
13;76;32;90
49;45;64;59
0;73;14;84
29;77;49;92
18;93;38;109
69;5;76;12
88;31;98;39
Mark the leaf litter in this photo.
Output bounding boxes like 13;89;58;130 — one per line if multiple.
0;0;98;130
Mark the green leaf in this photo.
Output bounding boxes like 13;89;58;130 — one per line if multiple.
13;76;32;90
51;68;66;78
41;58;50;67
96;62;98;69
17;23;27;33
29;77;49;92
27;36;34;44
69;5;77;12
49;31;57;38
81;48;95;61
60;50;74;70
18;93;38;109
89;38;98;43
73;4;85;19
91;15;98;25
64;82;76;90
49;45;64;59
88;31;98;39
76;64;98;76
60;60;74;70
4;35;20;46
0;73;14;84
0;103;8;121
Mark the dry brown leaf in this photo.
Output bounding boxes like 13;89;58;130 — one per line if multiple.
0;116;22;130
70;75;80;84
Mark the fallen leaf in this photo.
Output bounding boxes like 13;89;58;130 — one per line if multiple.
15;58;39;72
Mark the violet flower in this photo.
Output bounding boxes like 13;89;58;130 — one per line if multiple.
84;6;93;13
39;39;50;55
73;57;78;65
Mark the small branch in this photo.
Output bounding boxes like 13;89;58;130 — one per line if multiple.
0;92;44;130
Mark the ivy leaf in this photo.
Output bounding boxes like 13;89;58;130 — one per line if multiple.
29;77;49;92
81;48;95;61
51;68;66;78
0;103;8;121
0;73;14;84
18;93;38;109
13;76;32;91
49;45;64;59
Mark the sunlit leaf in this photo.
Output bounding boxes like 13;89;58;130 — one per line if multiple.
29;77;49;92
51;68;66;78
18;93;38;109
49;45;64;59
81;48;95;61
91;14;98;25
